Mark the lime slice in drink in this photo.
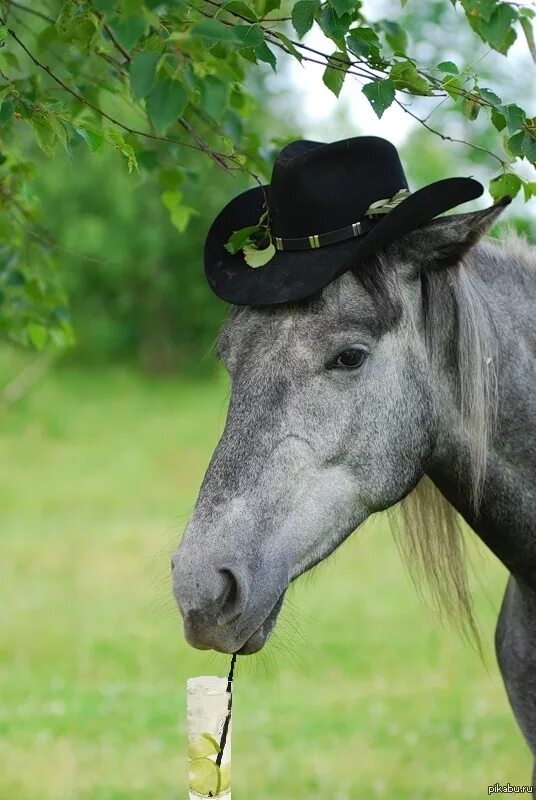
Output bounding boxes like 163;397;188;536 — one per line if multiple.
189;757;221;797
219;762;231;793
188;732;220;760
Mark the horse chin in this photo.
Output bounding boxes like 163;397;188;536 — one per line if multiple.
237;626;267;654
237;591;285;655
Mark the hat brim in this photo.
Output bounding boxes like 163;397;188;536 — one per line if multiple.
204;177;483;306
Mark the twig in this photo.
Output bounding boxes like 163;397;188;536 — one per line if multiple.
90;6;132;64
395;98;507;166
88;4;233;172
177;117;231;170
9;0;133;75
0;18;237;163
203;0;489;105
5;0;54;24
1;352;56;405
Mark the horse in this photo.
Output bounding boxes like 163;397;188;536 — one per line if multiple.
172;202;536;779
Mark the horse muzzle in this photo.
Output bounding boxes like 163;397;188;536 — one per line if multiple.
172;547;288;654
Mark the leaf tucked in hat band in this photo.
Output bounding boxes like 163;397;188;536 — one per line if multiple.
223;187;410;267
364;188;411;214
273;188;410;252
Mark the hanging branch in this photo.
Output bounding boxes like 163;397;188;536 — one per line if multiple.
0;16;238;166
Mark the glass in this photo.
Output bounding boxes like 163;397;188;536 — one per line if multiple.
187;676;231;799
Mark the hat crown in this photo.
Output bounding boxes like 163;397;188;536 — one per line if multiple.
269;137;409;239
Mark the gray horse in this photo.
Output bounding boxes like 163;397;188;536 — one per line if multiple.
173;204;536;774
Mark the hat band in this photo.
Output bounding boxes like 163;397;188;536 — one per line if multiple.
273;188;410;252
274;217;378;252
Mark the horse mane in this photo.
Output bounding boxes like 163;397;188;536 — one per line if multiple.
383;233;533;641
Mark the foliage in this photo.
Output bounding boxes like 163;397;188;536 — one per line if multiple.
0;0;534;353
32;147;249;371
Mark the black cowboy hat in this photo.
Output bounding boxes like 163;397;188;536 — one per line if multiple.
204;136;484;306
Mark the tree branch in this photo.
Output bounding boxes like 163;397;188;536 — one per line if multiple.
90;6;132;64
395;98;507;167
5;1;54;25
0;17;238;166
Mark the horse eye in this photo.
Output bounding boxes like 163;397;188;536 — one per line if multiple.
329;347;367;370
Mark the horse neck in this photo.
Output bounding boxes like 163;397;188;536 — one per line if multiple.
425;238;535;586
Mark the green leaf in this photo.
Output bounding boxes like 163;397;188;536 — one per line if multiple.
505;129;534;165
76;127;105;152
0;84;14;110
521;131;536;165
222;1;258;21
130;52;160;100
401;0;409;6
378;19;408;53
506;129;524;157
522;180;536;202
161;190;198;233
27;322;48;350
319;6;351;46
322;51;349;97
272;31;303;61
520;16;536;62
55;0;77;38
233;24;265;47
491;107;506;132
190;19;238;43
291;0;319;38
125;0;145;13
147;78;188;132
255;40;277;70
262;0;282;12
109;14;146;49
0;26;7;46
472;4;517;54
1;52;20;72
499;103;526;134
56;4;99;49
158;167;184;191
390;61;431;95
29;113;57;156
461;95;480;120
462;0;497;22
47;116;69;152
346;27;381;60
199;75;230;121
0;98;13;127
489;172;522;201
441;73;462;100
243;242;276;267
436;60;459;74
479;87;502;107
238;46;258;65
362;78;395;118
224;225;260;254
106;131;139;173
93;0;116;10
329;0;356;18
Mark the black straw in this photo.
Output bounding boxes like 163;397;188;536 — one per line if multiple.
208;653;236;796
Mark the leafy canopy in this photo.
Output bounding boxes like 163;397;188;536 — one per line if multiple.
0;0;534;350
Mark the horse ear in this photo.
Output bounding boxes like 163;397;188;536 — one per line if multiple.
402;197;512;275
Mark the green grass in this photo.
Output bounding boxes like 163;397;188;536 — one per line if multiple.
0;350;531;800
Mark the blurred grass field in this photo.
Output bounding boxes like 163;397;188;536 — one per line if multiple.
0;349;531;800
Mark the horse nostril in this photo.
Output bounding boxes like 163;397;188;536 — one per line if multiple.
217;567;246;625
171;557;176;573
